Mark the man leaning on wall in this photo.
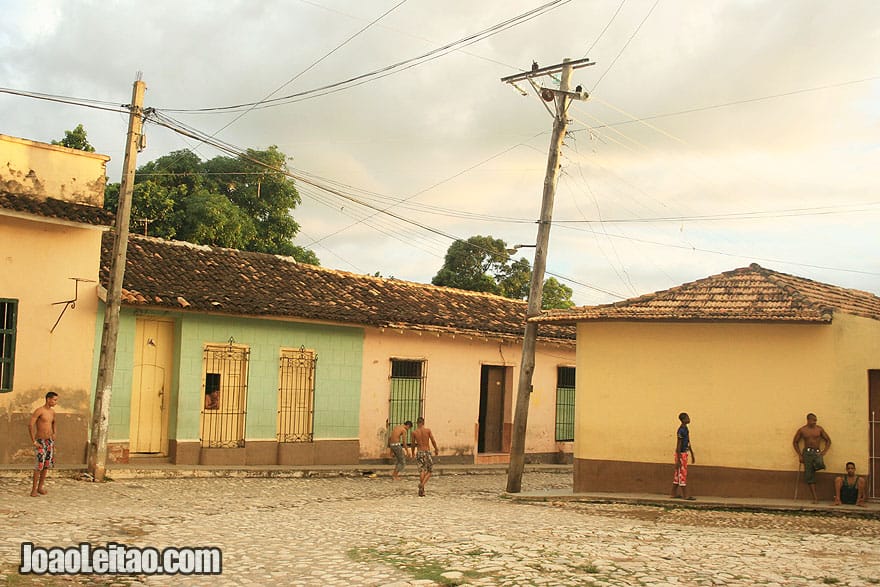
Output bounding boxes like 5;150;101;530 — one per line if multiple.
792;413;831;503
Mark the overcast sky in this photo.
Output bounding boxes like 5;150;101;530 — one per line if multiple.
2;0;878;305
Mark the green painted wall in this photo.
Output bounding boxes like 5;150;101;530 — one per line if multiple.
96;307;364;444
90;307;137;442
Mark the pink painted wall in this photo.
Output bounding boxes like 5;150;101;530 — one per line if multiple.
359;326;575;461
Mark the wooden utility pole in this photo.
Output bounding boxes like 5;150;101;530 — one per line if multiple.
502;58;592;493
87;76;146;482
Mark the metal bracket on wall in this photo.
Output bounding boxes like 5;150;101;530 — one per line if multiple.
50;277;96;333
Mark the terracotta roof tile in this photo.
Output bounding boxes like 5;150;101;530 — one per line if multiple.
0;192;114;226
533;263;880;324
103;233;575;343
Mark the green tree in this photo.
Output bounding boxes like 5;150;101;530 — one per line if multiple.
431;235;509;294
540;277;575;310
181;190;256;249
432;235;574;309
498;257;531;300
104;147;319;264
202;146;302;256
105;180;184;239
52;124;95;152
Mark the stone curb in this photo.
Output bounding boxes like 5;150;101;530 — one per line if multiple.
506;491;880;520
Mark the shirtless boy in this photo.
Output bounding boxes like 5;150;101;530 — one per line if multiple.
28;392;58;497
792;413;831;503
388;420;413;480
410;417;438;497
834;461;866;506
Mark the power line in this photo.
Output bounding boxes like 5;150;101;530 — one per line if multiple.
156;0;571;113
583;76;880;130
590;0;659;92
582;0;627;59
0;87;131;114
552;203;880;224
203;0;409;143
554;223;880;277
146;110;630;298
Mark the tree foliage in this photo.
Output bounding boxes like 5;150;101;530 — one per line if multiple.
432;235;574;309
540;277;575;310
432;235;510;294
104;147;319;264
52;124;95;152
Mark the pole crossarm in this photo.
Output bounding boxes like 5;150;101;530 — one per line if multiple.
500;57;595;84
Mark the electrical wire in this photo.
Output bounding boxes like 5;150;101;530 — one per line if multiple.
204;0;409;143
156;0;571;113
582;76;880;130
145;110;633;298
590;0;660;93
0;87;131;114
582;0;627;59
554;222;880;276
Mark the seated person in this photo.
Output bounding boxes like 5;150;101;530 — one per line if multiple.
833;461;866;506
204;390;220;410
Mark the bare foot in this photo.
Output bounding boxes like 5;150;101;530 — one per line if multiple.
833;499;841;506
30;491;39;497
37;488;47;495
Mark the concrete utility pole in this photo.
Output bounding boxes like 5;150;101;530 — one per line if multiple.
88;76;146;482
502;58;593;493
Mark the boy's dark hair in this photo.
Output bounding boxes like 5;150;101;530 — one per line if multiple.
846;461;856;468
404;420;413;427
417;417;425;424
678;412;688;422
807;412;817;419
45;392;58;400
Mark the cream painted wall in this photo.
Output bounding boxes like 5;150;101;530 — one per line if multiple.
0;215;103;417
0;133;109;206
574;317;880;474
359;327;575;460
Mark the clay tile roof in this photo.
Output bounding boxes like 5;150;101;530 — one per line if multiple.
0;192;114;227
532;263;880;324
102;233;575;343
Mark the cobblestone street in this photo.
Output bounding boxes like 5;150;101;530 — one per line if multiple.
2;471;879;586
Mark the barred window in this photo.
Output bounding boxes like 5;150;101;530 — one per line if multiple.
278;346;317;443
555;366;575;442
200;342;249;448
0;299;17;392
388;359;425;436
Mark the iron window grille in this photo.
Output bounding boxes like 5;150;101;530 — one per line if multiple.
388;359;425;441
555;366;576;442
200;342;249;448
277;346;317;443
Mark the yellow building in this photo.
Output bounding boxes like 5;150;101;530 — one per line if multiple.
0;134;112;464
534;264;880;500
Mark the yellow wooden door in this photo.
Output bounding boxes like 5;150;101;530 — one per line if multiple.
129;319;173;454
